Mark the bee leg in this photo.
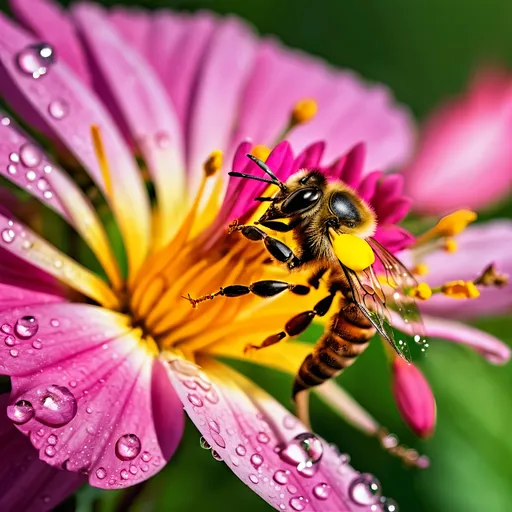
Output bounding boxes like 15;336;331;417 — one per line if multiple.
308;267;328;289
185;280;310;309
244;292;336;353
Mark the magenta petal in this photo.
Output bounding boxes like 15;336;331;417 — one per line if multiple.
166;358;384;511
337;142;366;187
10;0;90;84
291;141;326;173
357;171;382;202
0;394;85;511
1;303;184;488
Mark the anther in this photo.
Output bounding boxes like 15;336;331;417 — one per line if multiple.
203;149;223;177
412;263;429;276
414;209;477;247
410;282;433;301
443;237;458;253
291;98;318;126
250;145;271;162
441;280;480;299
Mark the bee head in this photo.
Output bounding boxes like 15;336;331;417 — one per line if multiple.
258;170;326;222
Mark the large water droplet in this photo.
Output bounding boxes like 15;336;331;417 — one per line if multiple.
16;43;55;79
278;433;323;476
47;434;57;445
7;400;34;424
289;496;307;511
249;474;259;484
235;444;246;456
2;229;15;243
349;473;382;505
48;99;69;120
14;316;39;339
212;433;226;449
313;483;331;500
19;143;43;168
115;434;141;461
96;467;106;480
250;453;263;468
273;470;289;485
45;445;56;457
200;436;211;450
380;497;399;512
211;450;223;461
38;385;77;427
4;335;15;346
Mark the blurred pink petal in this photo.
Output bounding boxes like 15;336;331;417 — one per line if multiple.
10;0;90;84
391;358;436;438
166;357;385;511
418;221;512;319
0;394;85;511
0;12;151;273
2;303;184;489
402;71;512;214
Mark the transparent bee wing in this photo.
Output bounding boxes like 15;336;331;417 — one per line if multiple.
368;238;426;346
341;263;412;363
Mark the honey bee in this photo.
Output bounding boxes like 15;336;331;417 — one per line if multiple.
189;154;425;399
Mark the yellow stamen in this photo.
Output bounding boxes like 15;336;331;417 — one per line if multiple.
330;232;375;271
91;125;113;201
441;280;480;299
443;237;458;253
411;282;433;300
251;145;271;162
414;209;477;247
203;150;223;177
412;263;429;276
291;98;318;125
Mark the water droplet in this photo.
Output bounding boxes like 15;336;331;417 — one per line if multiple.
141;451;151;462
313;483;331;500
251;453;263;468
4;335;15;346
19;143;43;168
69;380;77;388
115;434;141;461
7;400;34;424
200;436;211;450
47;434;57;445
380;497;399;512
187;393;203;407
196;373;212;391
257;432;270;444
208;420;220;433
50;319;60;327
235;444;246;456
289;496;307;511
211;450;223;461
140;463;149;472
349;474;382;505
45;445;56;457
10;349;19;357
86;406;92;414
1;324;12;334
120;469;129;480
26;170;37;181
37;178;50;192
249;474;259;484
38;385;77;427
48;99;69;120
9;152;20;163
7;164;17;175
273;470;289;485
14;316;39;339
1;117;10;126
96;467;106;479
128;465;137;475
278;433;323;476
287;484;298;494
169;358;200;376
204;389;220;404
283;415;297;430
16;43;55;79
32;339;42;349
183;379;197;390
42;495;50;504
2;229;15;243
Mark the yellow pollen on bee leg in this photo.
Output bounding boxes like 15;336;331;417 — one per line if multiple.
291;98;318;125
411;282;433;300
330;232;375;271
441;280;480;299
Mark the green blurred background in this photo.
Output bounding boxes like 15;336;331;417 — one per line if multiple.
3;0;512;510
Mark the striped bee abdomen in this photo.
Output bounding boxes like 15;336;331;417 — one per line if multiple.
292;297;376;398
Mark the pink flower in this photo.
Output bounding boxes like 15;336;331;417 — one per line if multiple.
391;358;436;438
0;0;416;509
402;71;512;214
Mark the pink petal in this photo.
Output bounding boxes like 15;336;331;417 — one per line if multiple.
108;6;151;60
0;394;85;511
402;70;512;214
9;0;90;84
2;303;184;489
166;357;390;511
72;3;186;244
336;143;366;187
0;281;64;311
291;142;326;173
357;171;382;202
391;358;436;438
0;13;151;273
418;221;512;319
187;16;257;191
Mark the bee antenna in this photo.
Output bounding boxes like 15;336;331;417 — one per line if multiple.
254;196;274;202
228;172;277;186
246;154;287;191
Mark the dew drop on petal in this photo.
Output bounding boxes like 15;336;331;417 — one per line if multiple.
250;454;264;468
211;450;223;461
249;474;259;484
313;483;331;500
208;420;220;434
289;496;307;511
200;436;211;450
273;470;289;485
47;434;57;446
257;432;270;444
38;385;77;427
37;178;50;192
141;451;151;462
32;339;42;349
50;319;60;328
120;469;129;480
349;473;382;505
1;324;12;334
1;117;10;126
283;415;297;430
115;434;141;461
278;433;323;475
16;43;55;79
4;335;15;346
129;465;138;475
7;400;34;424
10;349;19;357
9;152;20;163
140;463;149;472
155;131;171;149
45;445;56;457
14;316;39;339
26;170;37;182
48;99;69;120
235;444;246;456
2;229;15;243
187;393;203;407
380;497;399;512
19;143;43;168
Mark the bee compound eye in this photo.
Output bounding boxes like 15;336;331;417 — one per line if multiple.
281;188;321;214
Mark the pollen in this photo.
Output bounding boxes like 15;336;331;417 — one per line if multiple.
443;237;458;253
203;149;223;177
330;232;375;272
441;280;480;299
435;209;477;237
412;263;429;276
291;98;318;125
411;282;432;300
251;145;271;162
